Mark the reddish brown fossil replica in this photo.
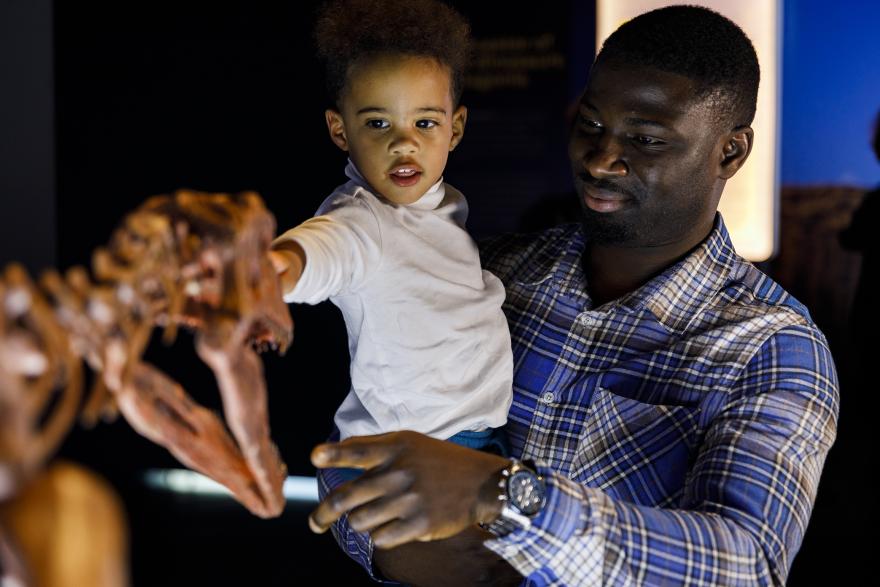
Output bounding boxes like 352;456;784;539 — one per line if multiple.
0;190;292;524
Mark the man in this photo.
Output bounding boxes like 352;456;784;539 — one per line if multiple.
308;6;839;585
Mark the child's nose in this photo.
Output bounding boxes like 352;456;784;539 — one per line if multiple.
389;129;418;154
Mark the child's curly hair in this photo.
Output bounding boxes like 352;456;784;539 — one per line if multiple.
315;0;472;107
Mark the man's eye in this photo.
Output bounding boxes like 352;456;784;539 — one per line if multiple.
366;119;390;129
633;135;663;146
416;119;437;129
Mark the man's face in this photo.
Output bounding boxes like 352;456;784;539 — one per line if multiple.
569;62;728;247
326;55;467;206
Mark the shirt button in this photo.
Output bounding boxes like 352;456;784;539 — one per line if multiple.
541;392;555;404
578;314;596;327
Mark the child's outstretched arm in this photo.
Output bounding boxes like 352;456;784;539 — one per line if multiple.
269;196;383;305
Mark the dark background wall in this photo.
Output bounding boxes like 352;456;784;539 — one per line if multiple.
1;0;877;584
0;0;55;272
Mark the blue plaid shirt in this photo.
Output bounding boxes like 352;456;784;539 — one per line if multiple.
319;214;839;586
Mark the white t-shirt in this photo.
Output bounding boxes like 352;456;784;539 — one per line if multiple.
275;161;513;441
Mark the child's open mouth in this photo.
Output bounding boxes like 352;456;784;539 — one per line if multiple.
389;165;422;187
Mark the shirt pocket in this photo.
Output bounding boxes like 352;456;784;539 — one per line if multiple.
570;386;702;508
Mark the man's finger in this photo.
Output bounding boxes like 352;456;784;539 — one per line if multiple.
308;468;412;533
348;492;420;534
311;434;399;469
371;514;432;550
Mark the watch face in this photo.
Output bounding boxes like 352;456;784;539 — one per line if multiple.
508;470;545;516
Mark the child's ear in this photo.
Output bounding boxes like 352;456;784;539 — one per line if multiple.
449;105;467;151
325;109;349;151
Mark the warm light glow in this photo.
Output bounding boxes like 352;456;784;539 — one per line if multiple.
144;469;320;503
596;0;781;261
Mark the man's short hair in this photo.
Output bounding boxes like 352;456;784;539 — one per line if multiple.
595;5;760;130
314;0;472;108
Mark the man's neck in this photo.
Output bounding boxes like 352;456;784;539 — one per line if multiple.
585;225;713;307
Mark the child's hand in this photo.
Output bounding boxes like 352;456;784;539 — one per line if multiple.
268;240;306;295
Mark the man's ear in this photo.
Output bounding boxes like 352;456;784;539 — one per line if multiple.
719;126;753;179
449;105;468;151
325;109;349;151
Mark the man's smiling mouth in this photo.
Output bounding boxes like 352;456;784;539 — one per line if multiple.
582;184;631;213
577;174;636;213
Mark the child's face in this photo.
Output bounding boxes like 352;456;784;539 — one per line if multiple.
325;55;467;205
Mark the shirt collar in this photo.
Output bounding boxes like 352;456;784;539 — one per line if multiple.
625;214;741;331
344;159;446;211
529;214;740;331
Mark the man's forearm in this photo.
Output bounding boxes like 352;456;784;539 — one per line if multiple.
374;527;521;587
484;469;783;586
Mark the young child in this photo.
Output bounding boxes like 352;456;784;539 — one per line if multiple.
271;0;512;457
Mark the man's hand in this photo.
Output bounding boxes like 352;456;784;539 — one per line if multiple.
309;430;510;549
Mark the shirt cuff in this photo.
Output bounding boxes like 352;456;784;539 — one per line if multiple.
271;230;313;304
482;462;605;576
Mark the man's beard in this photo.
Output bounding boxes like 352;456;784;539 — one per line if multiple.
580;208;641;245
575;175;646;245
579;191;709;248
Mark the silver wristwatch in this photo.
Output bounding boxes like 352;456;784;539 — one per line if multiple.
482;459;547;537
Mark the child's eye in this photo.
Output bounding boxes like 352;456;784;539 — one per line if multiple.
416;119;438;129
578;116;603;133
366;119;390;129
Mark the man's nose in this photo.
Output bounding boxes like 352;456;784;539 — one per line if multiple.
583;134;627;178
390;128;418;155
